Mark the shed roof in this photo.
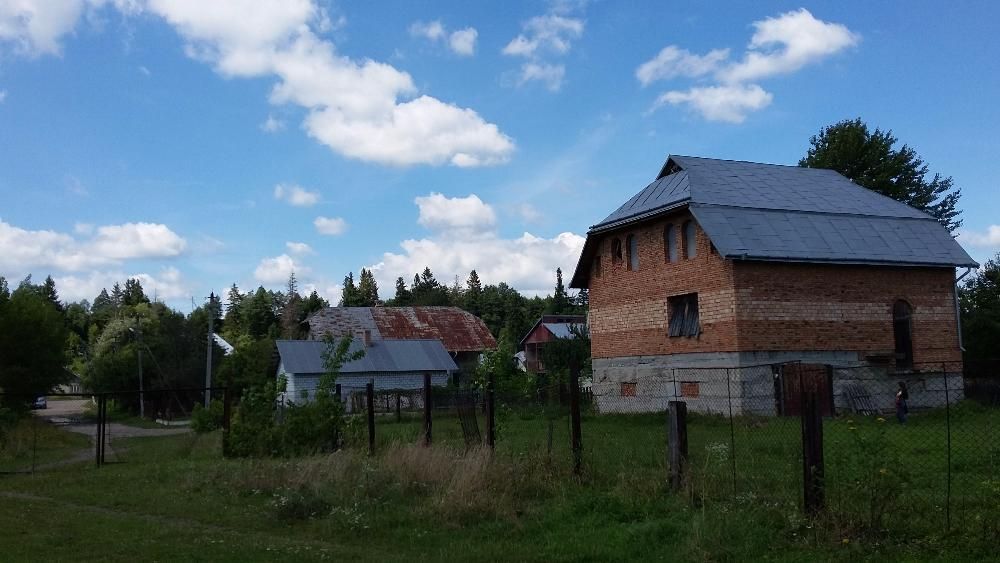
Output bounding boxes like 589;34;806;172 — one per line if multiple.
305;307;496;352
571;155;976;287
276;338;458;375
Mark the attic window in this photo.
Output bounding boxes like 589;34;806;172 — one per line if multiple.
611;238;623;265
664;224;678;263
682;221;697;259
626;234;639;271
668;293;700;338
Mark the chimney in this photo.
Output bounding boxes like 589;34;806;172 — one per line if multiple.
363;330;372;346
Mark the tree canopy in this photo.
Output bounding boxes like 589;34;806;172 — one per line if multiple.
800;118;962;232
960;253;1000;364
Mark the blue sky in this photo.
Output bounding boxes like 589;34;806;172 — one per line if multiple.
1;0;997;311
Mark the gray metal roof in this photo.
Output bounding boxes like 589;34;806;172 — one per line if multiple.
571;155;976;287
276;338;458;375
542;323;585;339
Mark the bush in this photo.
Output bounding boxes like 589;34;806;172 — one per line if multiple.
191;400;225;433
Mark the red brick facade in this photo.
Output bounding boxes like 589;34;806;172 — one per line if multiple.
587;212;961;368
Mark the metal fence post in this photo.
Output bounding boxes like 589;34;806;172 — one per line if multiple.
222;387;232;457
486;369;496;450
668;400;689;491
801;391;825;513
726;368;737;494
423;372;432;446
366;382;376;455
570;360;583;476
942;362;952;530
95;394;103;467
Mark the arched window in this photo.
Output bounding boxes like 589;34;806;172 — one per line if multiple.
893;300;914;370
682;221;697;259
664;224;678;263
611;238;623;265
626;234;639;271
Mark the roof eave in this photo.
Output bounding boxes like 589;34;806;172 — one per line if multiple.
724;254;979;269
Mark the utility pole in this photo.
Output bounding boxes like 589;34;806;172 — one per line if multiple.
136;318;144;419
205;291;218;407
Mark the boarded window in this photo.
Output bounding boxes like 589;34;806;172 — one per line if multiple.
680;381;700;398
664;224;678;263
620;382;637;397
612;238;623;265
668;293;700;338
682;221;697;259
626;234;639;271
893;300;914;370
594;255;602;278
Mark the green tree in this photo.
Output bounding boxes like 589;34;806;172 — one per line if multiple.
961;253;1000;363
390;276;411;306
339;272;361;307
0;287;69;405
548;268;570;314
410;266;449;305
281;273;303;338
800;118;962;232
357;268;381;307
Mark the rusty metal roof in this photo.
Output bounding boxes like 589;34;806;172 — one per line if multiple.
305;307;496;352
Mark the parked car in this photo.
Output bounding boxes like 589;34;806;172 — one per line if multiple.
31;396;47;409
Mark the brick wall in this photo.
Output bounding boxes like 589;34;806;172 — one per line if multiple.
589;211;739;358
587;213;962;367
732;262;961;366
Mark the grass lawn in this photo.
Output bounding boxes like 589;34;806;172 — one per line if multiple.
0;417;91;473
0;402;997;561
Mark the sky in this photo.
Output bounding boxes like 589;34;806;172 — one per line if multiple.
1;0;998;312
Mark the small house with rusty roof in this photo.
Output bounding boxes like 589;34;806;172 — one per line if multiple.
519;314;587;374
305;306;496;374
570;155;977;415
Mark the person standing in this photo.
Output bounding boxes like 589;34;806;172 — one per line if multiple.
895;381;909;424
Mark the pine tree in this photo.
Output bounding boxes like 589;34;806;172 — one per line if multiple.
550;268;570;314
340;272;360;307
357;268;381;307
42;275;63;312
281;273;303;338
391;277;412;306
801;118;963;231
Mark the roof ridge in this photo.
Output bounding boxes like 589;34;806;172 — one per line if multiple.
671;154;820;169
689;202;941;222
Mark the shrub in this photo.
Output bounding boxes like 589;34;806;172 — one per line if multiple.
191;400;225;433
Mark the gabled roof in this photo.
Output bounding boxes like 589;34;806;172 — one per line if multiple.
519;314;587;347
275;338;458;375
305;307;496;352
571;155;977;287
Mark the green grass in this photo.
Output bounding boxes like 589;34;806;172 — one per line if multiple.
0;417;91;473
0;402;997;561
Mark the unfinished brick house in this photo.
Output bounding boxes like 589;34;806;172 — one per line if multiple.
569;156;978;415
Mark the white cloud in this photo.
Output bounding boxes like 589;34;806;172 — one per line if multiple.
0;0;85;56
448;28;477;56
0;219;187;272
286;241;314;255
958;225;1000;249
409;20;445;42
314;216;347;236
636;46;730;86
411;20;476;56
148;1;513;167
516;62;566;91
718;8;860;83
73;222;94;235
502;15;583;58
366;192;582;298
654;83;773;123
273;183;320;207
640;9;857;123
54;267;189;302
254;253;307;284
415;193;496;232
260;114;285;132
502;8;584;92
